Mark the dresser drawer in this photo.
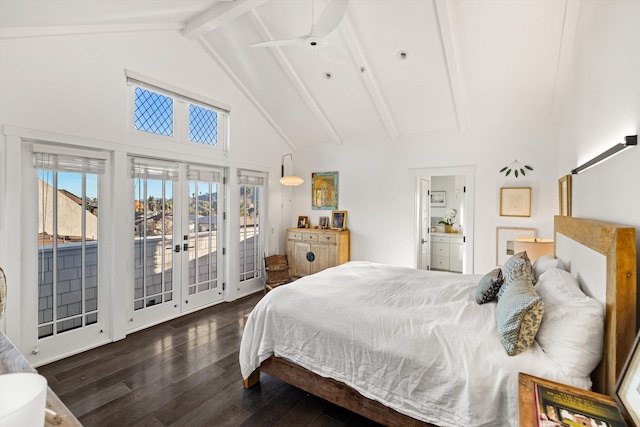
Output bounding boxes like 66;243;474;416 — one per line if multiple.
432;242;449;256
318;233;337;244
432;236;449;244
302;232;319;242
288;230;302;240
432;256;449;270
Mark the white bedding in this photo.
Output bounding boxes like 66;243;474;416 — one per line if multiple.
239;261;591;427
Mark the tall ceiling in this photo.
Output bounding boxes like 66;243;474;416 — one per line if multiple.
0;0;578;149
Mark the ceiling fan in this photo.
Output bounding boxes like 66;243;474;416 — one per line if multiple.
250;0;349;64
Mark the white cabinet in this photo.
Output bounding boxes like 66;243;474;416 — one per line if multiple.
430;234;463;272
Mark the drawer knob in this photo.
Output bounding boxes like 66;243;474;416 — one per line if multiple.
306;252;315;262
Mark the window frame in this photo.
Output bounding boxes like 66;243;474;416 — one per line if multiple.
126;70;229;152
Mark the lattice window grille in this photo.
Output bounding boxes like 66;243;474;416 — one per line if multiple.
189;104;218;146
134;87;173;137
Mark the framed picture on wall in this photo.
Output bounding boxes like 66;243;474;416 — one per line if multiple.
500;187;531;217
496;227;537;266
558;175;572;217
430;191;446;207
312;172;338;210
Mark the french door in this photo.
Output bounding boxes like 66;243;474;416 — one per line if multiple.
29;146;110;365
129;159;225;331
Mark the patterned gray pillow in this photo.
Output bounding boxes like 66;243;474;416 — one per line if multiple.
475;268;504;304
495;275;544;356
497;251;533;300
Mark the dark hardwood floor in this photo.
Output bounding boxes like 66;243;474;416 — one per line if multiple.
38;292;382;427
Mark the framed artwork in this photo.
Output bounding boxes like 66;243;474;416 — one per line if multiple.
496;227;536;266
297;216;309;228
319;216;329;229
558;175;572;217
312;172;338;210
500;187;531;217
430;191;446;207
331;210;347;231
615;329;640;426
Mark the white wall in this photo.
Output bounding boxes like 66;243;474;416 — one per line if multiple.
0;30;288;339
557;1;640;226
291;121;560;273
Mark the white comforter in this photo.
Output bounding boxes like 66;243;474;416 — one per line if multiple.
239;261;589;427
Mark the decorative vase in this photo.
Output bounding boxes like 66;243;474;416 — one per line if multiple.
445;225;453;233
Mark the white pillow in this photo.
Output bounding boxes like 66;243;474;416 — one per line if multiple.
534;268;604;378
532;254;565;283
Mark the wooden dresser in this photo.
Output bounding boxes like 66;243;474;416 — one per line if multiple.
286;228;350;277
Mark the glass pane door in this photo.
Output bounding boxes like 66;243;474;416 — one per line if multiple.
184;179;223;310
131;177;178;329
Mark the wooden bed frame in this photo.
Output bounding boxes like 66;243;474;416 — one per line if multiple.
242;216;637;426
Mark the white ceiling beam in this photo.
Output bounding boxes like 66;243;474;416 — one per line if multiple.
339;15;400;140
0;23;182;40
247;10;343;145
551;0;581;121
197;38;297;151
182;0;268;40
435;0;469;131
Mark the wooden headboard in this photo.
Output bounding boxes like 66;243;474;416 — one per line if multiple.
554;216;637;396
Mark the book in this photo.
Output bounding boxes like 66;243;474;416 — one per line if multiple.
535;384;626;427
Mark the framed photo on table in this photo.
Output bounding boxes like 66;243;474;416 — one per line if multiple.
496;227;536;266
615;329;640;426
297;216;309;228
500;187;531;217
331;211;347;231
319;216;329;229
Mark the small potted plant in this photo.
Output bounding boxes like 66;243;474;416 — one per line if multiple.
439;209;457;233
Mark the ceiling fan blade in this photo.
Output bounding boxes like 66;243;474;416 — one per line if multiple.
250;38;304;48
318;45;350;65
312;0;348;37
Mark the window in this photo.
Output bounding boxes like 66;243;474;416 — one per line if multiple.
189;104;217;145
33;147;106;338
238;171;266;283
127;71;229;150
134;87;173;136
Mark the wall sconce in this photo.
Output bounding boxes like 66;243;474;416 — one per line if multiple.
571;135;637;174
280;154;304;187
513;238;554;263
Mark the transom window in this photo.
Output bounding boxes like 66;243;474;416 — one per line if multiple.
135;88;173;137
127;71;229;150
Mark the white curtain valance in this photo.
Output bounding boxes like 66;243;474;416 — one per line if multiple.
187;165;224;183
131;158;179;181
237;170;266;186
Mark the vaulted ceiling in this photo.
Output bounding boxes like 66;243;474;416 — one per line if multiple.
0;0;578;150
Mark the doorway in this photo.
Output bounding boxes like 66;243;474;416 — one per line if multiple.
411;166;475;274
129;159;225;331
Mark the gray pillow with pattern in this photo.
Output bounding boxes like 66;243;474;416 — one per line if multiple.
497;251;533;300
475;268;503;304
495;275;544;356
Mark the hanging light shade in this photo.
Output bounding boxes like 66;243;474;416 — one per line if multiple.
280;154;304;187
280;175;304;186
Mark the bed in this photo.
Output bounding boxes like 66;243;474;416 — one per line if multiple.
240;216;637;426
